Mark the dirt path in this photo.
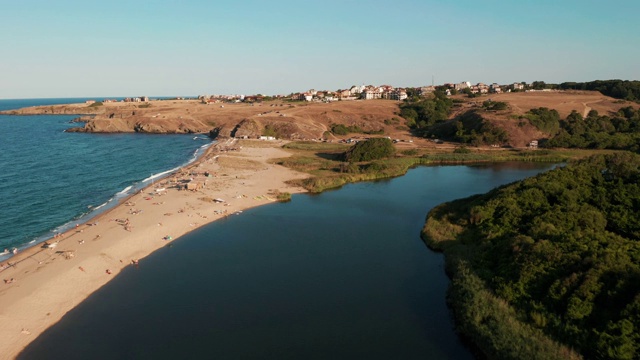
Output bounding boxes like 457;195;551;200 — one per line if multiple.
582;102;592;118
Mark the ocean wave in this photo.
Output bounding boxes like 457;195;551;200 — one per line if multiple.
92;200;111;211
142;166;182;183
116;185;133;196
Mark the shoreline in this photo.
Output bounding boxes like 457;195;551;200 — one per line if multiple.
0;138;308;359
0;140;213;264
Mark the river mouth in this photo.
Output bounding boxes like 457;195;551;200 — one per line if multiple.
18;163;555;360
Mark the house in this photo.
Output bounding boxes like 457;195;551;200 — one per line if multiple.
529;140;538;148
454;82;471;91
338;89;351;98
386;89;407;101
85;100;96;105
259;136;276;141
349;85;365;95
361;89;382;100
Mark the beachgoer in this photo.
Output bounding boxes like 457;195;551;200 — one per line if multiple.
106;269;112;275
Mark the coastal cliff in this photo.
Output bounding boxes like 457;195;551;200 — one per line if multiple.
1;99;402;140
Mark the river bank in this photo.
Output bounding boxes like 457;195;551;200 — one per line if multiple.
0;139;308;358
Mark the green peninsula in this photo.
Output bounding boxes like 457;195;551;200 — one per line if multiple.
422;153;640;359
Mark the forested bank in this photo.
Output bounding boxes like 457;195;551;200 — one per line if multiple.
422;153;640;359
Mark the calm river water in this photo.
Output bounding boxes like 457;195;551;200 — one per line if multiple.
18;162;556;360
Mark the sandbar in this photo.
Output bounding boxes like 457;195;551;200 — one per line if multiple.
0;138;308;359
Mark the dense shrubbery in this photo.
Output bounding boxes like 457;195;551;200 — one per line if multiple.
482;100;509;111
557;80;640;102
522;107;561;133
400;92;511;146
428;110;509;146
343;138;395;162
423;153;640;359
545;107;640;152
331;123;384;136
399;91;453;131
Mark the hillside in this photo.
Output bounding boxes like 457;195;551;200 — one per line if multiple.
3;91;638;150
0;99;406;141
440;91;639;148
422;153;640;359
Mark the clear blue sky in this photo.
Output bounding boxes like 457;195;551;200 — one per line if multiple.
1;0;638;98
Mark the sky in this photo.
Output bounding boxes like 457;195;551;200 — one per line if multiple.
1;0;639;99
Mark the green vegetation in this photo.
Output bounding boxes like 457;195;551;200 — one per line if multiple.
399;90;453;131
344;138;395;162
526;80;640;102
330;123;384;136
138;103;152;108
423;153;640;359
558;80;640;102
269;190;291;202
453;146;471;154
544;107;640;152
521;107;561;133
263;124;278;137
276;141;591;193
482;100;509;111
400;93;509;146
428;110;509;146
401;149;419;156
282;141;350;152
87;101;103;108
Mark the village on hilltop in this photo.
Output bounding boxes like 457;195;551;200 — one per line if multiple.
85;81;548;106
196;81;541;104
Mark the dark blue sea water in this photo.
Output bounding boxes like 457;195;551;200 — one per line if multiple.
0;99;211;257
18;162;557;359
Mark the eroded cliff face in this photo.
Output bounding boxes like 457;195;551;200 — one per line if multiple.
67;117;214;134
2;99;403;141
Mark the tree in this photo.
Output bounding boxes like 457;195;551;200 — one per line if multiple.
343;138;395;162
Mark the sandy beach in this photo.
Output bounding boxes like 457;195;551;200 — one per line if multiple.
0;138;308;359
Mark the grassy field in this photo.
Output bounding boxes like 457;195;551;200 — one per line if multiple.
274;141;614;193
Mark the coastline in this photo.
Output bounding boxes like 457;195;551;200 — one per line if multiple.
0;138;308;359
0;138;213;262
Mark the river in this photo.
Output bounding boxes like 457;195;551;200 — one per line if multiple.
18;162;556;359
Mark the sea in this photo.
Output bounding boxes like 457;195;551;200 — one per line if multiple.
0;98;212;258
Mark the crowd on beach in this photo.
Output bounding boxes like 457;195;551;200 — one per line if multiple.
0;139;267;292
